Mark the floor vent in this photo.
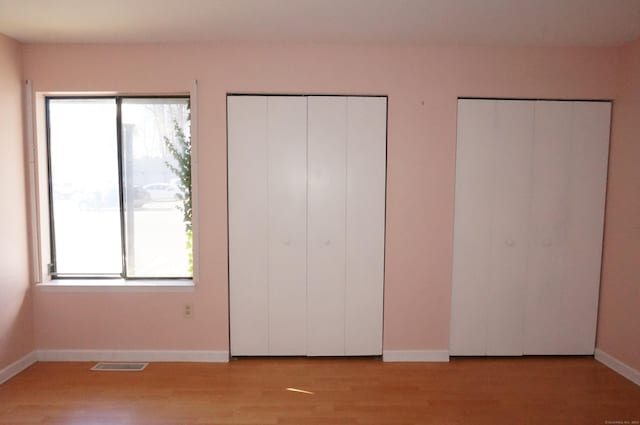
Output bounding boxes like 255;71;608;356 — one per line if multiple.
91;362;148;371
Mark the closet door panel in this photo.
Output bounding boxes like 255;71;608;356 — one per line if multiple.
525;101;610;354
525;101;573;354
453;99;609;357
267;97;308;355
450;99;496;355
228;96;270;356
485;101;534;356
307;97;347;356
563;101;610;353
344;97;386;355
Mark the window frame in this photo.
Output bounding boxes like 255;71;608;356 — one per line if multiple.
44;94;193;281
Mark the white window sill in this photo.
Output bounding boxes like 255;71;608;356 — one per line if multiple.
35;279;195;293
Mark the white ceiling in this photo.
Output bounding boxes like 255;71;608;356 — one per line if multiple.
1;0;639;46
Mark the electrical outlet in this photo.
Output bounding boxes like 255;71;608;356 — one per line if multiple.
183;303;193;319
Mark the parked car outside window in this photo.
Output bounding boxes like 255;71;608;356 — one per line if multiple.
143;183;181;202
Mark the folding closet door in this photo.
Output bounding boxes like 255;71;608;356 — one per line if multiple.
450;100;495;355
228;96;307;356
307;97;348;356
267;97;308;355
452;99;610;357
524;101;610;354
485;101;534;355
344;97;387;355
228;96;270;355
562;102;610;353
524;101;573;354
450;99;533;356
230;95;386;357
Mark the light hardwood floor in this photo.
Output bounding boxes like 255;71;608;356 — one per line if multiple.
0;357;638;424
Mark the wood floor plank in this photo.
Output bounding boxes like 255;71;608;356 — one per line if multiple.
0;357;638;424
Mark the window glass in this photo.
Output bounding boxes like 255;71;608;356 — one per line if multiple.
121;98;191;277
46;96;192;279
48;99;122;275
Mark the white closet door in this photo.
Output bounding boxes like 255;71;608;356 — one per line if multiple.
485;101;533;355
525;101;572;354
344;97;386;355
525;101;610;354
450;99;496;355
267;97;308;355
307;96;347;356
228;96;269;356
451;99;533;356
564;102;610;353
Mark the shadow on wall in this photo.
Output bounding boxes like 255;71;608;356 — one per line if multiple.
0;284;34;370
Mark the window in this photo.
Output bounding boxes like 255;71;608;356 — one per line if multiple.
46;96;192;279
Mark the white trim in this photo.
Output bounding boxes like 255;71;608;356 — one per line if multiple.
0;351;38;384
33;92;52;283
37;350;229;363
383;350;450;362
190;79;200;285
36;279;195;293
24;80;42;284
595;348;640;386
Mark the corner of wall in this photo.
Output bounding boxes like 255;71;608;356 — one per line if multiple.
0;32;35;372
597;37;640;374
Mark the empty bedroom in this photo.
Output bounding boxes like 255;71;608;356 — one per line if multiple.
0;0;639;423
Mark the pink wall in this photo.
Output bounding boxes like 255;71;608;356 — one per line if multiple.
598;38;640;371
0;33;34;369
22;43;620;352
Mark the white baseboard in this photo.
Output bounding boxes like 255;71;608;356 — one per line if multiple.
0;351;38;384
383;350;450;362
595;348;640;386
37;349;230;363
